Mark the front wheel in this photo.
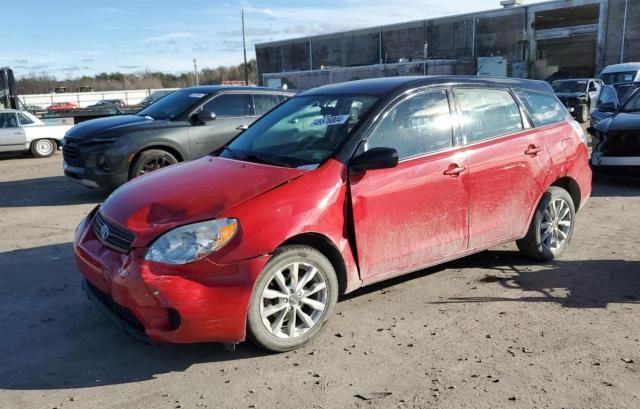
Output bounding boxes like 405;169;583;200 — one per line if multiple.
576;104;589;124
30;139;56;158
129;149;178;179
517;186;576;261
247;245;338;352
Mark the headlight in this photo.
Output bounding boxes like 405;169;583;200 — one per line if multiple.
145;219;238;265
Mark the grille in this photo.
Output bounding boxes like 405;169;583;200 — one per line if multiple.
93;211;136;253
63;144;84;167
601;132;640;157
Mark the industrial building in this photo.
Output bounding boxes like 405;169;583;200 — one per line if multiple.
255;0;639;89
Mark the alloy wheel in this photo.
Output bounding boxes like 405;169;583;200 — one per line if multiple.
138;157;174;175
259;262;328;339
540;198;572;252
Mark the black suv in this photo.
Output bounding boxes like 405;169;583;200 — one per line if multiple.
63;86;294;189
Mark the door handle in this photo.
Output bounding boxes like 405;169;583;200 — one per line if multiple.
443;164;466;176
525;145;543;156
236;124;248;131
14;132;23;135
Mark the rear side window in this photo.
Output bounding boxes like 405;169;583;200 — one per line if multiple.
18;113;34;125
365;89;454;160
455;88;523;143
202;94;252;117
515;89;569;127
253;94;282;116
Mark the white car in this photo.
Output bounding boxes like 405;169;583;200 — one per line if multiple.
0;109;73;157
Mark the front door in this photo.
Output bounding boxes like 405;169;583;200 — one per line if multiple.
0;112;26;151
350;89;469;280
454;87;550;248
188;93;256;158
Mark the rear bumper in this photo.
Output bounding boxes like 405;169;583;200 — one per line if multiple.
74;214;269;344
591;153;640;167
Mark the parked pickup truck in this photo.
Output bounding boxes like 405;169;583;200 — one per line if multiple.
0;109;73;157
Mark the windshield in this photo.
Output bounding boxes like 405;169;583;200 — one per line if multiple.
220;94;378;168
600;71;638;85
138;89;208;120
552;80;587;93
622;90;640;113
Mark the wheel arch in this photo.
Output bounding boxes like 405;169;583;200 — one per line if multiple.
130;144;185;169
279;233;349;295
551;177;581;211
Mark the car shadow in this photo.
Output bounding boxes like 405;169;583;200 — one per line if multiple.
0;243;266;391
433;250;640;309
0;176;107;207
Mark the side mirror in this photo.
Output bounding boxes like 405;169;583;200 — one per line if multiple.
194;111;217;123
598;101;618;112
350;147;398;173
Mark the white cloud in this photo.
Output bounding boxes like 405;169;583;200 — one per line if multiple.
142;32;194;44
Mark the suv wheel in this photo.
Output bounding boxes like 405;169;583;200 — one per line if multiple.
247;245;338;352
30;139;56;158
576;104;589;123
517;186;575;261
129;149;178;179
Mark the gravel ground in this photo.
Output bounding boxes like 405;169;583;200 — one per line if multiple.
0;151;638;409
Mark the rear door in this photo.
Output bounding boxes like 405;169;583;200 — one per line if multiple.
454;87;550;249
350;88;469;281
188;93;254;157
0;112;26;151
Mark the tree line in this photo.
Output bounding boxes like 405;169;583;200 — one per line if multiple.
16;60;258;94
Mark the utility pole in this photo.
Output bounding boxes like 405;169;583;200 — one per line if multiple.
241;8;248;85
193;58;199;86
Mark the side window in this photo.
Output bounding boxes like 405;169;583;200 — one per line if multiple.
456;88;523;142
0;113;18;128
253;94;281;116
18;113;34;125
514;89;569;127
588;82;597;92
596;86;618;107
365;89;453;160
202;94;251;117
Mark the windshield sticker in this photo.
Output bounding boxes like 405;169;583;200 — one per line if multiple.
189;93;206;98
310;115;350;127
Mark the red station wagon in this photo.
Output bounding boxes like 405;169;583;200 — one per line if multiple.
74;76;592;352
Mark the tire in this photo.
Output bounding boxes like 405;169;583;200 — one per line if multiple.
576;104;589;124
517;186;576;261
30;139;56;158
246;245;338;352
129;149;178;179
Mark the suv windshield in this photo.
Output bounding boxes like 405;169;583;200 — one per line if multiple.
600;71;638;85
220;94;378;168
552;80;587;93
621;90;640;113
138;89;209;120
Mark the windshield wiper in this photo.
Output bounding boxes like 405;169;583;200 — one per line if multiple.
244;153;292;168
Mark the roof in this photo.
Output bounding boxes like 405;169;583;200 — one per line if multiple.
176;85;294;94
552;78;600;82
299;76;553;97
601;63;640;73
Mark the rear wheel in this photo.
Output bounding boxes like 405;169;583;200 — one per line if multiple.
247;245;338;352
129;149;178;179
30;139;56;158
517;186;575;261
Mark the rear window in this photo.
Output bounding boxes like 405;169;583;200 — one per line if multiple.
515;89;569;127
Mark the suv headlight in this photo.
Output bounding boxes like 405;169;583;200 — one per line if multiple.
145;219;238;265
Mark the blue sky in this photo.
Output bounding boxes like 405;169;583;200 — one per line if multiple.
2;0;533;78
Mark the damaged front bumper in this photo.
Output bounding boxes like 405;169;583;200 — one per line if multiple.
73;213;269;344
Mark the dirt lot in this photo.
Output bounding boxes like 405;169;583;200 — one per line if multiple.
0;151;639;409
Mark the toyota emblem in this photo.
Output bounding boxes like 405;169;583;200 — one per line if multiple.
100;224;109;241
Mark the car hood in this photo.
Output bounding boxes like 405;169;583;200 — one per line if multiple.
99;157;306;247
594;112;640;133
555;92;586;98
64;114;171;140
